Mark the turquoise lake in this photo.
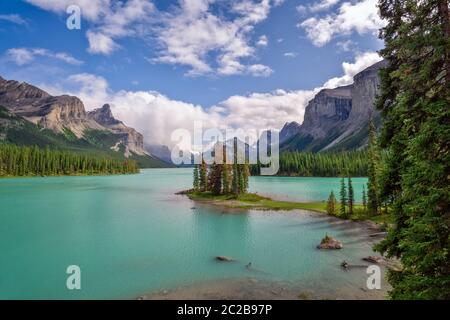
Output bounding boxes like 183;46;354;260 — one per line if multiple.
0;169;386;299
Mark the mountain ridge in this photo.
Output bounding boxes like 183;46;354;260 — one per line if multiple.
0;76;169;168
280;60;387;152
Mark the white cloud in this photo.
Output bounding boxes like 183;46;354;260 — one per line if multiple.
26;0;155;56
284;52;297;58
336;39;355;52
248;64;273;77
323;51;382;88
0;14;27;25
309;0;340;13
44;52;380;149
24;0;110;21
86;31;119;55
25;0;275;76
153;0;274;76
6;48;83;65
256;35;268;46
299;0;385;47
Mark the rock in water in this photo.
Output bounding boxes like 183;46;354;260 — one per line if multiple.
317;235;343;250
363;256;385;264
215;256;234;262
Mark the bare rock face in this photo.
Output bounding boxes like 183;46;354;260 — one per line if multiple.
279;121;301;143
88;104;147;157
0;77;103;137
300;85;353;139
0;76;149;158
350;60;388;121
280;60;387;152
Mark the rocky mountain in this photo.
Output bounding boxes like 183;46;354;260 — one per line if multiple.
280;60;387;152
88;104;147;157
0;76;168;168
279;121;301;143
145;144;173;164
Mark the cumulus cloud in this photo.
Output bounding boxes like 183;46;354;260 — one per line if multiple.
299;0;385;47
256;35;268;47
26;0;275;76
25;0;110;21
86;31;119;55
26;0;155;56
309;0;340;13
322;51;382;88
6;48;83;66
154;0;274;76
43;52;380;149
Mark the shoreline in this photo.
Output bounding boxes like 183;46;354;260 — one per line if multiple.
179;190;390;227
138;277;388;300
134;191;395;300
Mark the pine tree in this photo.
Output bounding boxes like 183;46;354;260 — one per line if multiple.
193;165;200;191
348;177;354;217
374;0;450;299
362;185;367;210
326;191;337;216
199;158;208;191
208;162;222;195
367;115;380;213
339;177;347;218
222;146;231;194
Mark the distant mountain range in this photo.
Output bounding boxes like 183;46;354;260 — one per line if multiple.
0;76;169;168
279;60;387;152
0;60;386;169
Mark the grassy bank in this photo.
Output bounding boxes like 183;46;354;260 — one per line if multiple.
183;191;392;225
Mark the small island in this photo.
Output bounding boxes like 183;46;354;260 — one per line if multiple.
181;154;391;227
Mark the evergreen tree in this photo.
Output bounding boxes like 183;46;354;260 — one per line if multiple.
326;191;337;216
193;165;200;191
348;177;354;216
253;150;369;177
0;143;139;176
362;185;367;210
199;158;208;191
367;115;380;213
374;0;450;299
208;162;222;195
339;177;347;218
222;146;231;194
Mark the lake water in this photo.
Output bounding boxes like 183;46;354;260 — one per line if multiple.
0;169;386;299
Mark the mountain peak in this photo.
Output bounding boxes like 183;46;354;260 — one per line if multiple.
88;104;122;126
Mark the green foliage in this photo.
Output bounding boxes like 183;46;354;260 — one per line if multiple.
374;0;450;299
192;142;250;196
199;158;208;191
339;177;347;218
348;177;354;216
0;143;139;177
193;165;200;191
326;191;337;216
367;115;380;213
0;106;167;168
362;185;367;210
255;151;368;177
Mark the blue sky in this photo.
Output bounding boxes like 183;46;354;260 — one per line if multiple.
0;0;384;147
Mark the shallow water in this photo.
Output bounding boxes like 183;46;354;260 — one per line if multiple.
0;169;386;299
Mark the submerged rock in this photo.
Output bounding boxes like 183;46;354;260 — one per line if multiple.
317;235;343;250
215;256;234;262
363;256;385;264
